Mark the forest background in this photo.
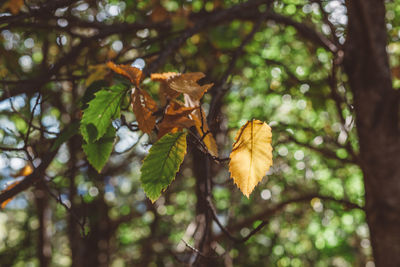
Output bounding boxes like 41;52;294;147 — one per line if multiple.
0;0;399;266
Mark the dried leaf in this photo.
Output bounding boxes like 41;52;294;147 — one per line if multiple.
1;181;21;209
184;95;218;157
151;72;179;81
151;72;180;103
107;61;143;87
131;88;157;134
168;72;213;100
157;101;196;137
85;64;109;87
2;0;24;14
229;120;273;197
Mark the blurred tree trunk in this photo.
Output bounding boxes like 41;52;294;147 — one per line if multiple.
68;137;83;267
344;1;400;266
35;181;52;267
80;170;112;267
191;144;217;266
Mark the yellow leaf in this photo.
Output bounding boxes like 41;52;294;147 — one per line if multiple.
2;0;24;14
85;64;109;87
131;88;157;134
107;61;143;87
167;72;213;100
229;120;273;197
184;95;218;157
1;181;21;209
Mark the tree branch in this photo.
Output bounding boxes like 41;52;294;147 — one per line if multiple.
212;193;363;242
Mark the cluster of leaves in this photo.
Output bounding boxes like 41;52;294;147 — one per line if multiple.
78;62;273;202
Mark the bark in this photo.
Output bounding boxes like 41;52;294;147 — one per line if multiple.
344;1;400;266
80;170;112;267
191;140;218;266
67;137;82;267
35;181;52;267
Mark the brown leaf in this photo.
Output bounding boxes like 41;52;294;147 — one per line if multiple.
150;5;169;23
2;0;24;14
392;66;400;80
151;72;181;104
107;61;143;87
158;116;194;138
168;72;213;100
131;88;157;134
157;101;196;138
1;181;21;209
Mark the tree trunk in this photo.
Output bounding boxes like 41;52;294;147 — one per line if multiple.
191;141;217;266
35;181;52;267
344;1;400;266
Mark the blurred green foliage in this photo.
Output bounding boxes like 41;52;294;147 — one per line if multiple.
1;0;398;265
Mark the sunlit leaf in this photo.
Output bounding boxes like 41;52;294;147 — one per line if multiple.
80;84;126;143
229;120;273;197
167;72;213;100
12;164;33;177
82;125;116;173
151;72;179;81
107;61;143;87
140;131;187;202
185;95;218;157
131;88;157;134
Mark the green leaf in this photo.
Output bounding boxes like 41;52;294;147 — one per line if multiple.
50;121;80;152
83;125;116;172
140;131;187;202
80;84;126;143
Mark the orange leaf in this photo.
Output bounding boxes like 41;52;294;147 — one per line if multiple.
1;181;21;209
12;164;33;177
165;100;197;117
184;95;218;157
131;88;157;134
158;116;194;138
107;61;143;87
151;72;179;81
167;72;213;100
157;101;196;138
